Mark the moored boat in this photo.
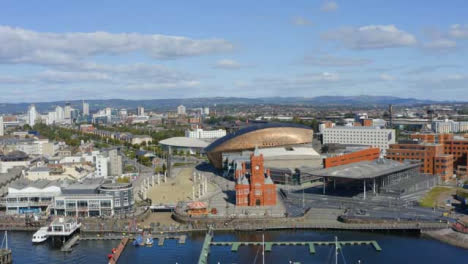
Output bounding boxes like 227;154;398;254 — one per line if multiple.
32;227;48;243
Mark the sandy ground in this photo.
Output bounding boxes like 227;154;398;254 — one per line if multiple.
146;167;217;204
140;212;179;228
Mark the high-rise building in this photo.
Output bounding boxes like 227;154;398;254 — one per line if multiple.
177;105;186;115
203;107;210;115
28;104;38;127
83;101;89;116
55;106;64;122
95;155;109;178
137;106;145;116
64;103;72;119
0;116;4;136
108;149;122;177
119;109;128;119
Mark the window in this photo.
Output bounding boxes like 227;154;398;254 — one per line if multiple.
100;200;111;208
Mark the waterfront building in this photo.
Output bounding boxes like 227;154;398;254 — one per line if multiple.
5;179;61;215
386;142;454;181
53;194;113;217
302;159;435;199
323;147;380;168
206;123;313;169
322;126;395;154
185;127;227;139
235;148;277;206
53;178;114;217
98;182;134;214
387;133;468;180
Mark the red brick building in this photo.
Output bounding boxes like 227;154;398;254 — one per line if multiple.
235;148;277;206
323;148;380;168
386;133;467;181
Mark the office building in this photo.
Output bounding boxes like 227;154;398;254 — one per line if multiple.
177;105;186;115
83;101;89;116
185;127;227;139
64;103;72;119
95;155;109;178
108;149;122;177
137;106;145;116
322;127;396;154
386;142;454;181
55;106;64;122
28;104;38;127
0;116;3;136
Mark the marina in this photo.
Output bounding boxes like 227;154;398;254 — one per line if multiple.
0;229;465;263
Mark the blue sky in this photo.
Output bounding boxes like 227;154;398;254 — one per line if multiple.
0;0;467;102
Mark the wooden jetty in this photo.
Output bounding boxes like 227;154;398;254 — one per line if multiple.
108;237;129;264
197;228;382;264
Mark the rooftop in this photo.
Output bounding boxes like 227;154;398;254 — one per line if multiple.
9;178;61;190
301;159;420;180
29;167;50;172
324;126;393;130
205;123;311;152
159;137;209;148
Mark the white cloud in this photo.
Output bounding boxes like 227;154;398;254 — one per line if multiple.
323;25;417;50
292;16;312;26
0;25;234;66
300;72;341;81
302;55;372;67
380;73;396;81
321;1;338;12
214;59;242;70
423;39;457;50
449;24;468;39
37;70;112;83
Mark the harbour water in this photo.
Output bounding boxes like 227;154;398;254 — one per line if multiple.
7;230;468;263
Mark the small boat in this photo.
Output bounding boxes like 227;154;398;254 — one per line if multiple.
32;227;48;243
145;237;154;246
132;235;144;247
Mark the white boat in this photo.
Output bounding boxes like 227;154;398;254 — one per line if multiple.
32;227;48;243
145;237;154;246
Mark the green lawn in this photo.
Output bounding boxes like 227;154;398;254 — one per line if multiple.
419;186;453;208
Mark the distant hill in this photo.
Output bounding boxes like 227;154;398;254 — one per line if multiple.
0;96;460;114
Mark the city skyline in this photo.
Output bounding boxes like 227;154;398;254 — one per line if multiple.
1;0;467;102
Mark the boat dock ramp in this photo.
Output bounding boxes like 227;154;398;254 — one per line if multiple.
60;234;80;252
